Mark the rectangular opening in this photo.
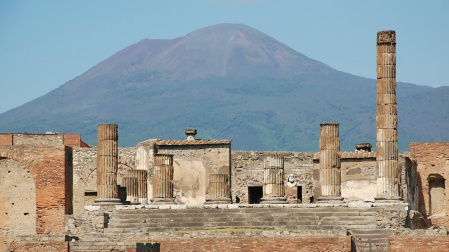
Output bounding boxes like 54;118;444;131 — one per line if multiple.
84;191;97;197
248;186;263;204
297;186;302;203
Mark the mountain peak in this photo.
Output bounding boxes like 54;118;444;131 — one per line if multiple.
76;23;335;86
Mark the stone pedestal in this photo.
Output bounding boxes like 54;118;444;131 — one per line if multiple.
122;177;139;204
318;123;343;202
94;124;122;205
375;30;402;202
205;174;231;204
126;170;148;204
260;154;287;204
152;154;175;204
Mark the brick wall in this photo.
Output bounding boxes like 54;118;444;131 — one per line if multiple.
154;237;351;251
390;236;449;252
63;134;81;148
0;133;12;145
409;142;449;228
0;145;71;234
9;241;69;252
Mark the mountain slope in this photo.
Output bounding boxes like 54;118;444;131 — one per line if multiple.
0;24;448;152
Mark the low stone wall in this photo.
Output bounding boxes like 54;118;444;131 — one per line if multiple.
66;206;112;236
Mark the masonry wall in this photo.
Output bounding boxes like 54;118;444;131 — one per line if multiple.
155;144;231;204
0;145;71;251
72;147;136;213
232;151;314;204
409;142;449;229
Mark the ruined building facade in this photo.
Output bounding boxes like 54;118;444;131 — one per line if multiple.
1;31;449;251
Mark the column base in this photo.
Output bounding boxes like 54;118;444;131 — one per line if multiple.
205;197;232;204
93;198;123;205
260;197;288;204
317;196;344;203
374;195;402;203
151;198;176;205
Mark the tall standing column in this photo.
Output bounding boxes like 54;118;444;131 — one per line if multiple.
126;170;148;204
152;154;175;203
318;123;343;202
205;174;231;204
95;124;121;205
375;30;402;202
260;154;287;204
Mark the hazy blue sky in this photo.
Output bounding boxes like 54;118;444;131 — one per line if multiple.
1;0;448;113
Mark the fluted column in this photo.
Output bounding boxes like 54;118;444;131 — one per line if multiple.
205;174;231;204
95;124;121;205
318;123;343;202
152;154;175;203
122;177;139;204
375;30;402;202
260;154;287;204
126;170;148;204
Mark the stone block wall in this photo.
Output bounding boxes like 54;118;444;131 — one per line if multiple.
409;142;449;228
232;151;314;204
72;147;136;213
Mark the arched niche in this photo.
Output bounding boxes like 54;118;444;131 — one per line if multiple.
428;173;446;216
0;158;36;250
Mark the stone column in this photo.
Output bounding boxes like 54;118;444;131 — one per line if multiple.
318;123;343;202
205;174;231;204
375;30;402;202
126;170;148;204
95;124;121;205
260;154;287;204
152;154;175;203
122;177;139;204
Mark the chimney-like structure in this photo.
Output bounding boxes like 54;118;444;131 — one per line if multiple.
318;123;343;202
375;30;401;202
95;124;122;205
185;129;197;140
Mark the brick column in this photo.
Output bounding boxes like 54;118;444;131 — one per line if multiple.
375;30;402;202
152;154;175;203
122;177;139;204
318;123;343;202
95;124;122;205
126;170;148;204
205;174;231;204
260;154;287;204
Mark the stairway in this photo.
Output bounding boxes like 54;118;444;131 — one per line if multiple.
104;206;378;234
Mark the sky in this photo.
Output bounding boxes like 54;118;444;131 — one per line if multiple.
1;0;448;113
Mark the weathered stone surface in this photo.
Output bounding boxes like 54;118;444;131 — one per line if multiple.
318;123;342;201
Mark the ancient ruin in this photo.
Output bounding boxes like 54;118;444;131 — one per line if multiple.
1;30;449;251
